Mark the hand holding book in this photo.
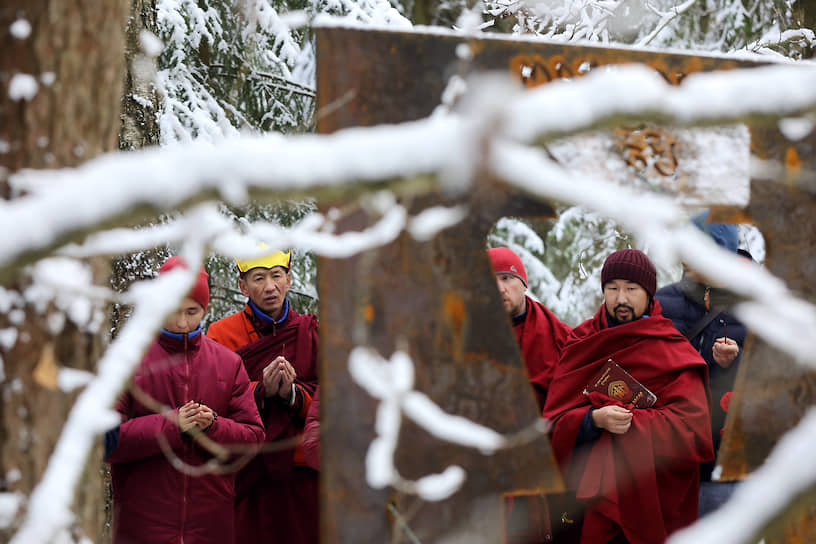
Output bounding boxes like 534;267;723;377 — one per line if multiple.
583;358;657;409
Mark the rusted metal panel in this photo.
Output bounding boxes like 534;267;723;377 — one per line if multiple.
316;25;816;542
718;169;816;485
316;26;755;133
319;187;561;543
316;26;756;208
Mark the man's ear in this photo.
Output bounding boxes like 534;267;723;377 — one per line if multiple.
238;278;250;297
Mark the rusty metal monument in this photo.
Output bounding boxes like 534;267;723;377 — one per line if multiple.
315;25;816;543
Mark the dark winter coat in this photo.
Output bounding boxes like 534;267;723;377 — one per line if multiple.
107;329;265;544
656;278;747;481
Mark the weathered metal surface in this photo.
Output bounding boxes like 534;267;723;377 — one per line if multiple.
316;26;757;207
316;25;816;543
319;182;562;542
316;26;755;133
718;158;816;483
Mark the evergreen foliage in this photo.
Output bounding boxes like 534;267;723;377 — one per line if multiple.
120;0;795;326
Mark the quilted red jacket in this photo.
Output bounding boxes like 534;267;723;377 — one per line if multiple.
107;329;265;544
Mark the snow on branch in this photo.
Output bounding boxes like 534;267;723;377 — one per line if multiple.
349;347;548;501
60;199;467;262
669;409;816;544
636;0;699;47
0;115;464;280
502;62;816;144
11;248;207;544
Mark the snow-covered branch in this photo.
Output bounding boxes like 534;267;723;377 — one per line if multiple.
501;62;816;145
11;251;207;544
637;0;699;47
348;347;547;501
0;116;463;281
6;60;816;285
669;409;816;544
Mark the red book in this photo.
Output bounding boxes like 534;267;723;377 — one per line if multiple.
583;358;657;408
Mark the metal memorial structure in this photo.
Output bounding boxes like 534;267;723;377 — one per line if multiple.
315;25;816;543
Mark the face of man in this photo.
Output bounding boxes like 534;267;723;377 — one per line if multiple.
164;297;205;334
239;266;291;320
495;273;527;317
603;279;650;323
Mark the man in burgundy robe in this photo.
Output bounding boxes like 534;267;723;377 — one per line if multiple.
543;249;713;544
208;249;319;544
489;247;571;543
488;246;571;411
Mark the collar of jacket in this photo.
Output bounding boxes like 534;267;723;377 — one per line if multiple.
158;324;203;352
247;297;290;327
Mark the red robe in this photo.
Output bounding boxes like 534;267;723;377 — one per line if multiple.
208;302;319;544
505;297;571;543
302;387;320;470
514;295;571;411
108;331;264;544
542;301;713;544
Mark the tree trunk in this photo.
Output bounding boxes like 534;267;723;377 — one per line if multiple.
120;0;160;151
0;1;128;541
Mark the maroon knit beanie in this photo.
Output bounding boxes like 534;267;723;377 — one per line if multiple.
488;247;528;287
601;249;656;297
159;256;210;310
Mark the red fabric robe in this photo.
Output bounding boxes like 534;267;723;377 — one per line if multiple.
209;302;319;544
542;300;713;544
302;387;320;470
108;331;265;544
514;295;571;411
505;297;570;543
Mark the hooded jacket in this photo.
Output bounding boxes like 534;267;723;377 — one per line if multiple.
656;278;747;481
107;329;265;544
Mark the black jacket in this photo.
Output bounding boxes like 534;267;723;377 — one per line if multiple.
656;278;747;481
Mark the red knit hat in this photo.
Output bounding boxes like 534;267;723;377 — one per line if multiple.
487;247;527;287
159;256;210;310
601;249;656;297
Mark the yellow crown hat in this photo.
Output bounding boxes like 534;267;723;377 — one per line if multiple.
235;244;292;273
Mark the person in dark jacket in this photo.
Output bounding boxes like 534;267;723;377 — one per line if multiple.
655;212;749;517
207;247;319;544
106;256;265;544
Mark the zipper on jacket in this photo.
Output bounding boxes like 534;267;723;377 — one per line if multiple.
179;332;190;543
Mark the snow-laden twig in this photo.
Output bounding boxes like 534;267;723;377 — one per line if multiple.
669;409;816;544
61;199;466;262
637;0;699;47
10;246;207;544
1;115;465;279
502;62;816;144
744;28;816;54
349;347;548;501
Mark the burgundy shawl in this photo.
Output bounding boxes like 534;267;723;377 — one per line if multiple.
235;309;318;480
514;296;571;410
542;300;713;544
